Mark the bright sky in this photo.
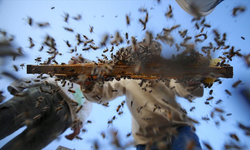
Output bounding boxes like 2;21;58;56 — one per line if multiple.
0;0;250;150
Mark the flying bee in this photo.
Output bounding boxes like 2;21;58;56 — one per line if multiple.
63;27;74;32
86;120;92;124
230;133;239;142
210;111;214;118
75;136;82;140
195;22;199;30
126;132;132;138
27;17;33;26
214;107;225;113
190;107;195;112
232;6;245;16
33;114;42;120
55;106;63;112
82;47;91;51
126;14;130;25
111;89;118;92
216;99;222;104
101;132;106;139
64;40;71;47
63;13;69;22
116;105;121;112
13;65;18;72
225;89;231;96
89;25;94;33
220;115;225;121
103;48;109;53
72;14;81;20
118;111;123;115
206;96;214;101
102;102;109;107
89;45;99;50
76;105;83;113
202;142;213;150
226;113;232;116
37;22;50;27
204;24;211;28
241;36;245;40
200;27;204;33
209;90;213;95
107;119;113;126
232;80;242;88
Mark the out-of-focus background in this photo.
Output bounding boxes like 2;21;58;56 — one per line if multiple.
0;0;250;149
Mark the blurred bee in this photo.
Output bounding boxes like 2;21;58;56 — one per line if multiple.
100;34;109;46
222;33;227;41
64;40;71;47
76;105;83;113
118;111;123;115
82;47;91;51
13;65;18;72
232;6;245;16
131;101;133;107
110;46;114;52
126;14;130;25
209;90;213;95
226;113;232;116
63;27;74;32
200;27;204;33
170;24;181;31
202;142;213;150
241;36;245;40
101;132;106;139
55;106;63;113
63;13;69;22
72;14;81;20
126;132;131;138
90;45;99;50
225;89;231;96
232;80;242;88
204;24;211;28
116;105;121;112
210;111;214;118
165;5;173;18
33;114;42;120
37;22;50;27
75;136;82;140
89;25;94;33
195;23;199;30
102;102;109;107
190;107;195;112
220;115;225;121
86;120;92;124
27;17;33;26
214;107;224;113
103;48;109;53
206;96;214;101
107;119;113;127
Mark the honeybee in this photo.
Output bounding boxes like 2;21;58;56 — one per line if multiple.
63;13;69;22
209;90;213;95
232;80;242;88
101;132;106;139
33;114;42;120
118;111;123;115
241;36;245;40
202;142;213;150
204;24;211;28
126;14;130;25
89;25;94;33
75;136;82;140
76;105;83;113
27;17;33;26
55;106;63;112
86;120;92;124
226;113;232;116
126;132;131;138
72;14;81;20
232;6;245;16
225;89;231;96
103;48;109;53
220;115;225;121
206;96;214;101
13;65;18;72
37;22;50;27
214;107;224;113
63;27;74;32
116;105;121;112
190;107;195;112
195;23;199;30
64;40;71;47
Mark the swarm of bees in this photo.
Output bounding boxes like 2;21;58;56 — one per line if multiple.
1;1;249;150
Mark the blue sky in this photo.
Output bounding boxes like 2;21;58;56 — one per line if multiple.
0;0;250;149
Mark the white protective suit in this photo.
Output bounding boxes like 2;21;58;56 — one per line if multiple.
82;78;203;145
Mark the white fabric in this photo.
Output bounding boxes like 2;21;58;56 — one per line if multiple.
82;78;203;145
